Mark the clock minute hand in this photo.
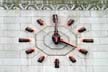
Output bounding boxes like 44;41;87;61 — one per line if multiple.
60;39;77;48
60;39;88;55
52;14;61;45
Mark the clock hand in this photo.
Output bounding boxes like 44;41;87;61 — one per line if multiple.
60;39;88;55
60;39;77;48
52;14;61;44
53;14;58;32
52;32;61;44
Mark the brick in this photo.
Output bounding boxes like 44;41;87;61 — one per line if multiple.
0;44;19;51
80;17;106;24
91;24;108;30
0;17;3;23
0;37;18;44
78;38;108;44
5;10;20;16
19;17;32;24
0;66;21;72
78;11;91;17
94;66;108;72
93;59;108;65
0;24;7;30
93;52;108;59
0;30;35;38
0;51;21;58
0;58;28;65
0;31;20;37
79;44;108;52
3;16;20;24
0;10;6;16
91;11;108;17
0;24;20;30
80;30;108;37
94;38;108;44
92;45;108;52
20;11;33;16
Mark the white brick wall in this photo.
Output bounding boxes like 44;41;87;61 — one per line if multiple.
0;10;108;72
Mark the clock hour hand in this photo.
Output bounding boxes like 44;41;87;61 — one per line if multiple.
52;14;61;44
53;14;59;33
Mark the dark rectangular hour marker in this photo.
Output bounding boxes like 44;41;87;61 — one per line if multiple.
79;49;88;55
54;59;59;68
82;39;94;43
25;48;35;54
19;38;31;42
67;19;74;26
25;27;34;32
69;56;76;63
52;14;58;24
37;19;44;26
37;56;45;63
78;27;86;33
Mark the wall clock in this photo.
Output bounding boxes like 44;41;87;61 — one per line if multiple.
18;14;94;68
1;0;108;72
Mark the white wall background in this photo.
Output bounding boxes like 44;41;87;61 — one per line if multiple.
0;10;108;72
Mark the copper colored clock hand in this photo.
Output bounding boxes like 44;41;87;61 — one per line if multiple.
60;39;77;48
52;14;61;44
60;39;88;55
53;14;58;32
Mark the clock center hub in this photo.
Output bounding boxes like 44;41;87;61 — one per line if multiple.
44;31;69;49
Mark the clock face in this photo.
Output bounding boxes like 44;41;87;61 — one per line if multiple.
18;13;94;68
35;23;77;55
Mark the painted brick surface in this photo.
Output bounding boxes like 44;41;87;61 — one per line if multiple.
0;10;108;72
